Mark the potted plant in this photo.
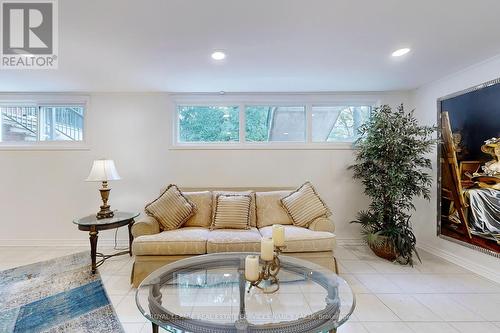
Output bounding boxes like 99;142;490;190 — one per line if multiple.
350;104;436;265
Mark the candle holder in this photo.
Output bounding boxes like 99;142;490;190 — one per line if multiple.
247;245;286;294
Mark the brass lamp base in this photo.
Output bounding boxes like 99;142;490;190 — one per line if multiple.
96;181;115;220
96;205;114;219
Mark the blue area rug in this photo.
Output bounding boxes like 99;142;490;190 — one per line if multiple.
0;252;124;333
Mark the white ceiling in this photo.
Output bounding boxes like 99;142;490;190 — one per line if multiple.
2;0;500;92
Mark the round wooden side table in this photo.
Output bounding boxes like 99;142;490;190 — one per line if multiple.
73;211;140;274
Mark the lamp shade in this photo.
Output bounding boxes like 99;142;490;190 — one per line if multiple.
86;159;121;182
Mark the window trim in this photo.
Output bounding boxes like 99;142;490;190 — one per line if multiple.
0;94;90;151
170;94;380;150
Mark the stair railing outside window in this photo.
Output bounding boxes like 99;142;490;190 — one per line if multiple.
0;101;86;145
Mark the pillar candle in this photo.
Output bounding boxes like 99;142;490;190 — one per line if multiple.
245;255;260;282
272;224;285;247
261;237;274;261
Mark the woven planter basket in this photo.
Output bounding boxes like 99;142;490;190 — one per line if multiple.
368;236;398;261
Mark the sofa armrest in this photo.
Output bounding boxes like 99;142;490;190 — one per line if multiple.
132;216;160;238
308;217;335;233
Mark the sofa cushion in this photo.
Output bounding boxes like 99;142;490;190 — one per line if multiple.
255;190;293;228
207;228;262;253
212;194;252;230
212;191;257;227
308;217;335;233
281;182;331;227
259;225;335;253
145;184;195;231
132;227;208;255
131;216;161;238
183;191;212;228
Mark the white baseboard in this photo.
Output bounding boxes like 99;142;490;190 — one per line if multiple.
336;238;365;246
0;239;130;248
418;242;500;284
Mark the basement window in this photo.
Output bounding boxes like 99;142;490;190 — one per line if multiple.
178;105;239;143
173;99;375;149
0;97;87;149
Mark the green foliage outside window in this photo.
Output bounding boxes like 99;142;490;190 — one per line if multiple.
178;106;239;142
245;106;273;142
327;106;371;142
178;104;371;144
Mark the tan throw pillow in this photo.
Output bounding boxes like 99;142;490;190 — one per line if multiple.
212;191;257;227
183;191;212;228
145;184;195;231
255;191;293;228
280;182;332;227
211;194;252;230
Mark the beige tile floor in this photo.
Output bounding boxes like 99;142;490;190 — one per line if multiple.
1;245;500;333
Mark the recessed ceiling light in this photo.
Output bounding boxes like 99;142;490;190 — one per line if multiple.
391;48;411;57
211;51;226;60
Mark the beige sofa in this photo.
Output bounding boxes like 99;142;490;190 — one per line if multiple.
130;187;337;287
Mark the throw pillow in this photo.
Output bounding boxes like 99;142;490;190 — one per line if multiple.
211;194;252;230
145;184;196;230
280;182;332;227
183;191;212;228
212;191;257;227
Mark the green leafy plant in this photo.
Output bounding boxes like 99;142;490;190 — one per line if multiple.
350;104;436;265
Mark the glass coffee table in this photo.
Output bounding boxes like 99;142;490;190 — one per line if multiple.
136;253;355;333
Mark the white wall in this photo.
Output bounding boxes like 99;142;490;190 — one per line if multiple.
0;92;409;246
411;55;500;282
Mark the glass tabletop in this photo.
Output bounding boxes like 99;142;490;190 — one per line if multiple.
136;252;355;333
73;211;139;226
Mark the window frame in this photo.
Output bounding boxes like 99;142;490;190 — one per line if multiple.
0;94;89;150
170;94;380;150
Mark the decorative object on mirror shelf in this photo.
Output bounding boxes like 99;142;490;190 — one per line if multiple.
349;104;436;265
86;159;121;219
245;225;286;294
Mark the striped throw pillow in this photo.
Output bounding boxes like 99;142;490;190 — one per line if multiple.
281;182;332;227
212;191;257;227
145;184;196;230
211;194;252;230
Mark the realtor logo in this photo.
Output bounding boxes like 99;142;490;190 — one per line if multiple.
1;0;58;69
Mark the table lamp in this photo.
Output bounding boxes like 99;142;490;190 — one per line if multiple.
86;159;121;219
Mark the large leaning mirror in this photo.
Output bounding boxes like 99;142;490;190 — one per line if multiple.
438;78;500;257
